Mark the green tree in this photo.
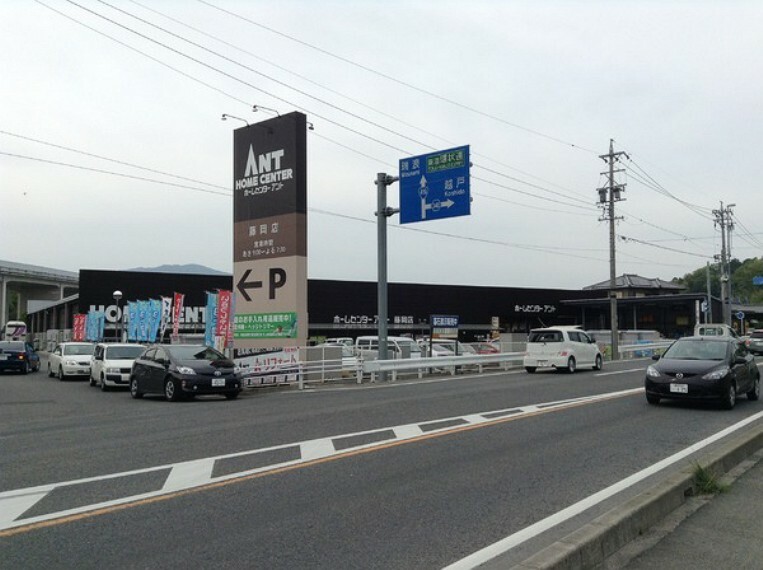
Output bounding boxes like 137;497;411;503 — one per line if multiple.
673;257;763;303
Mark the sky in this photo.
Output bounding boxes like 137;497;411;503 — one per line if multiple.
2;0;762;290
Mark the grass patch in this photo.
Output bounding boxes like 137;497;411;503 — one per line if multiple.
692;463;729;495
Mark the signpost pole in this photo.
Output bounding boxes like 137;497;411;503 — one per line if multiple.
376;173;399;381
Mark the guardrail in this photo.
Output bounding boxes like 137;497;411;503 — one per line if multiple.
617;341;673;357
361;352;526;382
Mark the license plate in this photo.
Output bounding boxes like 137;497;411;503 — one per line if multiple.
670;383;688;394
538;360;548;366
211;378;226;387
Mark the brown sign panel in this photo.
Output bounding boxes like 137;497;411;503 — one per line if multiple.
232;112;307;350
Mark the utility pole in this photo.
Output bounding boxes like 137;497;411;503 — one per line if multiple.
597;139;628;360
712;203;735;325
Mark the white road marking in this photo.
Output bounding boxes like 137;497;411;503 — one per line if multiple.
300;439;336;461
0;387;642;532
0;491;49;526
443;410;763;570
594;368;645;377
162;459;216;493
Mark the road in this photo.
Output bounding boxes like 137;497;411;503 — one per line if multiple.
1;357;761;569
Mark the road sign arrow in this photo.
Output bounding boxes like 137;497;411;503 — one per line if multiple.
236;269;263;302
442;199;455;208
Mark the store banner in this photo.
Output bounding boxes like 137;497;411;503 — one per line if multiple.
148;299;161;343
127;301;139;341
172;292;185;339
216;290;231;336
205;292;218;348
72;314;86;341
159;296;172;341
137;300;150;342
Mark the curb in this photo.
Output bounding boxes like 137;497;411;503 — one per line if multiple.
512;422;763;570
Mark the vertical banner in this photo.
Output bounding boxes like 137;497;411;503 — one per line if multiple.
127;301;139;342
172;292;185;340
205;292;218;348
159;296;172;341
216;290;232;352
148;299;161;342
137;300;149;342
232;111;308;351
72;314;86;341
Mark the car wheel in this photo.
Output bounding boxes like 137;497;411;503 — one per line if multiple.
566;357;576;374
593;354;603;371
89;374;96;387
130;377;143;399
21;362;29;375
225;391;239;400
100;375;109;392
721;382;736;410
525;367;537;374
747;374;760;401
58;366;64;381
164;377;182;402
48;364;54;378
646;393;660;405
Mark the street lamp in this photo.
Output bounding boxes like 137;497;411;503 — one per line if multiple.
113;290;123;342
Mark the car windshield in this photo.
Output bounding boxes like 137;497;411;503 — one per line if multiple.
168;345;229;362
0;341;24;351
106;346;145;359
663;340;728;361
64;344;95;356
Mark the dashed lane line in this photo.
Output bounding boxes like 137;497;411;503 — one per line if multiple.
0;388;642;535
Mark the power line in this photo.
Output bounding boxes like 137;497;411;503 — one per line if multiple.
127;0;591;202
93;0;597;209
619;235;714;259
0;151;230;196
40;0;599;214
0;129;229;190
197;0;598;154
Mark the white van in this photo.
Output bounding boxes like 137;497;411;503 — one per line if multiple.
89;343;146;390
523;326;603;373
694;324;739;339
355;336;422;360
2;321;27;341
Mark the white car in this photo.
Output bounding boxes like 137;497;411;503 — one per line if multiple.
523;326;603;373
48;342;95;380
89;343;146;391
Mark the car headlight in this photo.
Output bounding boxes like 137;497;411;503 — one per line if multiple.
65;359;78;366
646;365;661;378
106;367;121;374
176;366;196;375
702;367;730;381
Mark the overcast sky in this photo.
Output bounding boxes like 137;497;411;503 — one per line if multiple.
3;1;762;289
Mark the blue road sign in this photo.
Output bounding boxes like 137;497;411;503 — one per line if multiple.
399;145;470;224
753;276;763;286
737;311;745;320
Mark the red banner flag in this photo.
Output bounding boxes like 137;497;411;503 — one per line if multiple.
172;293;185;338
216;290;232;337
72;314;87;341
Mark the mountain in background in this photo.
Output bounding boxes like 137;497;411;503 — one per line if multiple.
127;264;230;276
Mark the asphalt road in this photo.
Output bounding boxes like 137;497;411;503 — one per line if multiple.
2;357;761;569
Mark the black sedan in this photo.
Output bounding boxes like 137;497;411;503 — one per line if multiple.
130;344;241;401
645;336;760;409
0;341;40;374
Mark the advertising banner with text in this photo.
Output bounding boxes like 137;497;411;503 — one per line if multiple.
232;112;307;351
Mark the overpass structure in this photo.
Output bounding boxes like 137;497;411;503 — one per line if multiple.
0;260;79;328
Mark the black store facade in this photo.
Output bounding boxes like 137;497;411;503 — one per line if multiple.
29;269;605;342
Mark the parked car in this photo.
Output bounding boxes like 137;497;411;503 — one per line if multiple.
325;337;354;348
130;344;241;401
0;340;40;374
355;336;422;360
523;326;603;373
645;336;759;409
47;342;95;380
473;341;500;354
89;343;146;391
746;329;763;355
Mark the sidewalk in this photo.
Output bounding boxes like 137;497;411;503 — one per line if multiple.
622;452;763;569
